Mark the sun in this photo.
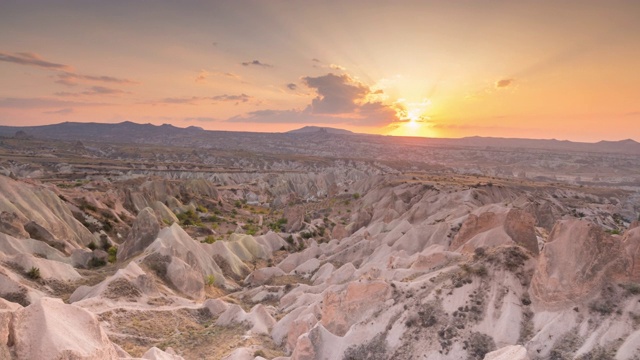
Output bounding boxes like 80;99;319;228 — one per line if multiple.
387;98;435;136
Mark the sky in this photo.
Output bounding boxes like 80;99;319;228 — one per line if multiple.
1;0;639;142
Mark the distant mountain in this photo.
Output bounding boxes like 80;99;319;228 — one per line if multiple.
286;126;354;135
0;121;204;143
1;121;639;155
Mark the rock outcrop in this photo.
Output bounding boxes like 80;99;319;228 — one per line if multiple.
117;207;160;261
12;298;120;359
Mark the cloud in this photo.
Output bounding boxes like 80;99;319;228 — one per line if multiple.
241;60;273;68
0;97;107;108
55;72;137;86
184;116;218;122
0;51;71;70
286;83;297;90
55;86;128;97
195;70;209;83
495;78;514;88
228;109;321;124
329;64;346;71
302;73;368;114
84;86;127;95
43;108;74;115
155;94;251;105
229;72;401;127
195;70;241;83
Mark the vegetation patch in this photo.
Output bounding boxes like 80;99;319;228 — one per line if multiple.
343;333;388;360
549;330;582;360
465;332;496;360
27;266;41;280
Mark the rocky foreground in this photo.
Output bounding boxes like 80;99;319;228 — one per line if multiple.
0;168;639;360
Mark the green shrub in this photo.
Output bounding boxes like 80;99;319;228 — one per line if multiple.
87;241;97;250
27;267;41;280
203;235;216;244
177;209;202;226
107;246;118;263
205;274;215;286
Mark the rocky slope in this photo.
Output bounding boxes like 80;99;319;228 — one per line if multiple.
0;144;639;359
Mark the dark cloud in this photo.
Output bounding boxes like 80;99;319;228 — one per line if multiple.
0;51;71;70
302;73;368;114
312;58;321;63
156;94;251;105
286;83;297;90
56;72;137;85
211;94;250;102
495;78;514;88
43;108;74;115
241;60;273;68
84;86;127;95
0;97;107;108
229;72;399;127
55;86;127;97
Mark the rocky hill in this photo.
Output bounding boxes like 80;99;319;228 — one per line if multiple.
0;131;639;359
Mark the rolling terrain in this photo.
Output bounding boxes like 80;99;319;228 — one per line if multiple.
0;122;639;360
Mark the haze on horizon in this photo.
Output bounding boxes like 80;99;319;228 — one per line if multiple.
0;0;639;142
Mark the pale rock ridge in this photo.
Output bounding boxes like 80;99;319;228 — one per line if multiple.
12;297;119;359
0;175;96;251
216;304;277;334
483;345;529;360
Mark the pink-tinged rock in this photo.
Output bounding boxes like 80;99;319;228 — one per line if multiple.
622;226;640;281
141;346;185;360
13;297;119;359
286;313;318;353
530;220;623;306
503;209;539;255
483;345;530;360
451;212;503;250
321;280;391;336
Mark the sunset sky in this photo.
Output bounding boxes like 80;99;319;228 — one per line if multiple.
1;0;639;141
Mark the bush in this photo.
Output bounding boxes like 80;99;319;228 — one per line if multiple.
203;235;216;244
549;331;582;360
205;274;215;286
107;246;118;263
177;209;202;226
87;241;97;250
27;266;41;280
620;283;640;295
88;257;106;268
466;332;496;360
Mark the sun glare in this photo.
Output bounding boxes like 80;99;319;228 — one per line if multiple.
384;98;437;137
